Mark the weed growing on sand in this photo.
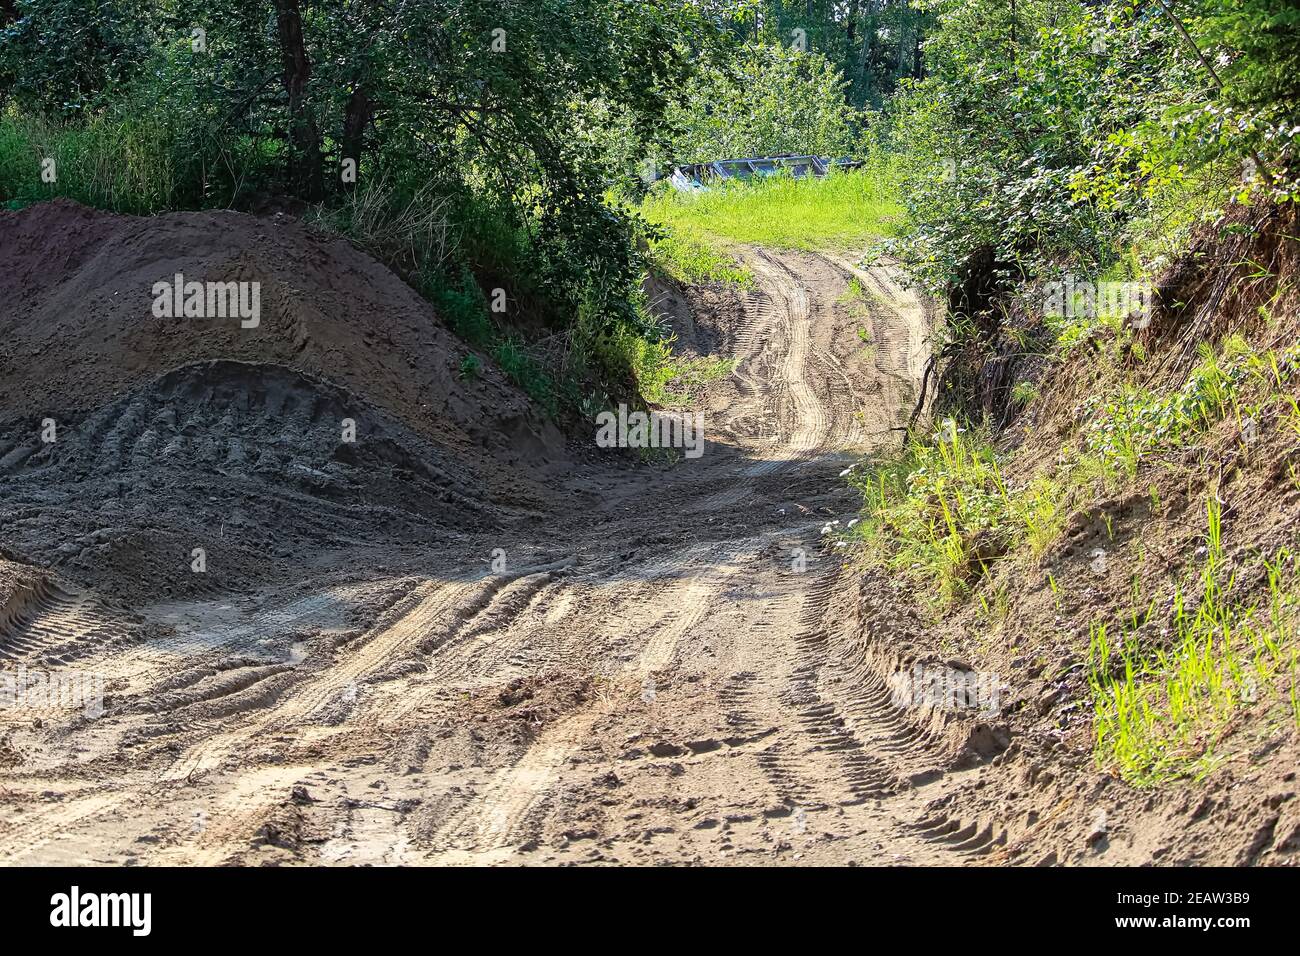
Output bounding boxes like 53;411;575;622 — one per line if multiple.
848;334;1300;609
491;337;557;415
1080;337;1300;482
1011;381;1039;407
1088;500;1300;784
458;355;481;380
847;420;1066;606
1083;339;1247;477
648;354;735;408
839;277;865;304
566;281;733;417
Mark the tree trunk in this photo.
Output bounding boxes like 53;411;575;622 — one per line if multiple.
273;0;324;201
856;1;877;99
341;84;370;190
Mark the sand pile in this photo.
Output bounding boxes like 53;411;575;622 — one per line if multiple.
0;200;567;600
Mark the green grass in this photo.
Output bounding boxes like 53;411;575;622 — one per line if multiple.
644;228;754;287
0;109;182;213
846;332;1300;610
847;420;1067;607
1088;501;1299;784
643;353;735;408
458;354;482;380
641;165;904;253
1082;336;1299;481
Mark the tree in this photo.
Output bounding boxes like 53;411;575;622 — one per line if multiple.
664;43;864;163
272;0;323;200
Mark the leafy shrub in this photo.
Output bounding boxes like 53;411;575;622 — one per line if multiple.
663;44;866;164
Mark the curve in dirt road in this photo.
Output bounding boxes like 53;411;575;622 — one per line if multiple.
0;241;954;867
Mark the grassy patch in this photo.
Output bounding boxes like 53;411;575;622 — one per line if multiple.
1088;501;1300;784
641;164;904;253
847;333;1300;609
847;420;1066;607
644;227;753;287
0;109;182;213
643;353;735;408
1082;336;1299;483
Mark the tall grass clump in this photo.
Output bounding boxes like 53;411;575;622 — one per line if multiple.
0;110;180;213
850;419;1065;606
308;176;455;281
1088;500;1299;784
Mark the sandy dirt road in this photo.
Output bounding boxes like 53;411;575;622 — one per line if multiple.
0;246;992;866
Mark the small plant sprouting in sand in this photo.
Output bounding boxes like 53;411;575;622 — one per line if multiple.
1011;380;1039;407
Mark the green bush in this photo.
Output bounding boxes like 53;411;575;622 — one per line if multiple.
662;43;866;164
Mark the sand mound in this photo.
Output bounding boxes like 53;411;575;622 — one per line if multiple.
0;200;568;600
0;199;563;472
0;360;496;599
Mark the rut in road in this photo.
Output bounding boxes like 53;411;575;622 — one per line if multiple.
0;248;977;866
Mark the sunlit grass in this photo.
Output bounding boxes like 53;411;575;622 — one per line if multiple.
846;420;1067;608
1088;501;1299;785
641;164;904;253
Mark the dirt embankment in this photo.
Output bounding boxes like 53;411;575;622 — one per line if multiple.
0;200;569;602
854;205;1300;865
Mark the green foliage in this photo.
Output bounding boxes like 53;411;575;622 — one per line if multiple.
849;419;1065;607
707;0;933;109
308;177;454;284
458;354;482;380
0;108;179;213
642;353;736;409
891;1;1180;295
850;323;1300;611
891;0;1298;313
569;285;675;411
1081;337;1288;479
427;268;493;347
0;0;156;117
0;0;730;414
1177;0;1300;201
643;226;754;287
1011;381;1039;407
490;336;556;414
662;44;866;164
